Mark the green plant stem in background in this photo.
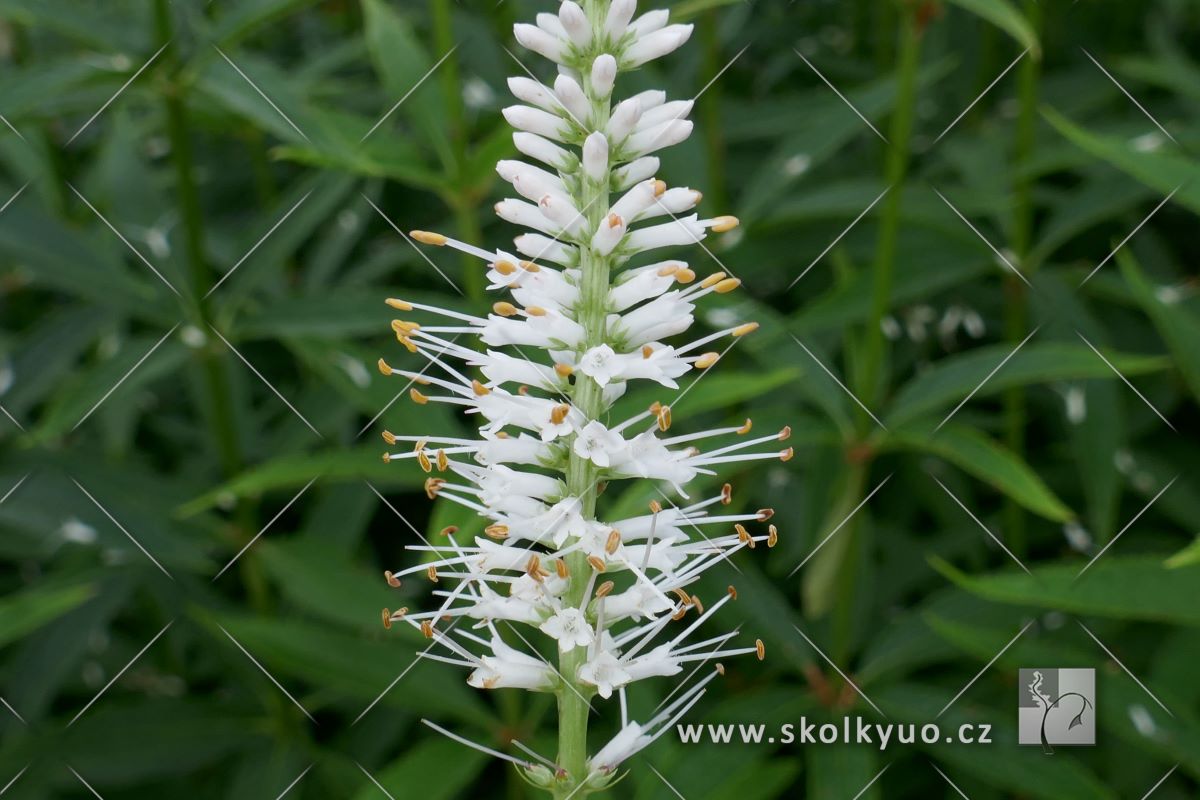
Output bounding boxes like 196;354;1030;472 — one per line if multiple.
1004;0;1041;558
858;1;921;410
699;9;728;212
430;0;484;302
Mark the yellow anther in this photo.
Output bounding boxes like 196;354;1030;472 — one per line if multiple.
485;524;510;540
494;260;517;275
779;426;792;441
381;452;391;464
410;388;429;405
715;663;725;675
555;559;569;579
493;301;519;316
691;594;704;614
756;639;766;660
732;322;759;337
673;588;692;606
656;405;672;432
423;477;443;499
520;261;541;272
735;524;750;543
695;352;720;369
550;404;570;425
757;508;775;521
657;263;681;277
385;571;402;588
721;483;733;505
440;525;459;537
649;500;662;514
417;451;433;473
381;608;392;630
714;278;742;294
377;358;393;376
411;230;447;246
554;363;574;377
780;447;794;462
642;345;654;359
526;306;547;317
700;272;726;289
386;298;413;311
737;419;753;435
472;379;490;396
711;215;740;233
605;529;621;555
653;179;667;196
586;555;607;573
420;620;435;638
767;525;778;548
675;268;696;284
727;585;738;600
382;430;397;445
596;580;615;598
426;565;439;583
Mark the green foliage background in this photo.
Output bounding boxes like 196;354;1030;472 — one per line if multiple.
1;0;1198;797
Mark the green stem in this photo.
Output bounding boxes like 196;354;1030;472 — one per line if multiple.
554;5;612;794
1003;0;1041;558
699;10;728;212
858;2;921;410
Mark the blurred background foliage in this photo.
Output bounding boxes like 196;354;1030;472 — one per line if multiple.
1;0;1199;797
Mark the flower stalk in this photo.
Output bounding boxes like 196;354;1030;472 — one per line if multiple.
378;2;783;796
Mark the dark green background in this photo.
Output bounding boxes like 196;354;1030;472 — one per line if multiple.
1;0;1198;797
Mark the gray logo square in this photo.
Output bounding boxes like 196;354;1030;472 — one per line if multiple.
1018;668;1096;749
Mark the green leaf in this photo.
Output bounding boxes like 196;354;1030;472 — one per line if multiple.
933;556;1200;625
886;342;1168;428
1164;536;1200;569
807;744;880;800
258;538;399;630
178;446;421;516
0;582;94;648
1044;107;1200;215
945;0;1040;57
350;738;488;800
888;422;1073;521
1117;248;1200;404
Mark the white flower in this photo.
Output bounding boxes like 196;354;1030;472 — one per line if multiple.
379;3;786;791
540;608;595;652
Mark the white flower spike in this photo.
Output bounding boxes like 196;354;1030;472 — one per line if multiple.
380;2;783;797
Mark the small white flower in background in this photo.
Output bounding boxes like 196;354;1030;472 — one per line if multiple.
375;2;783;795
